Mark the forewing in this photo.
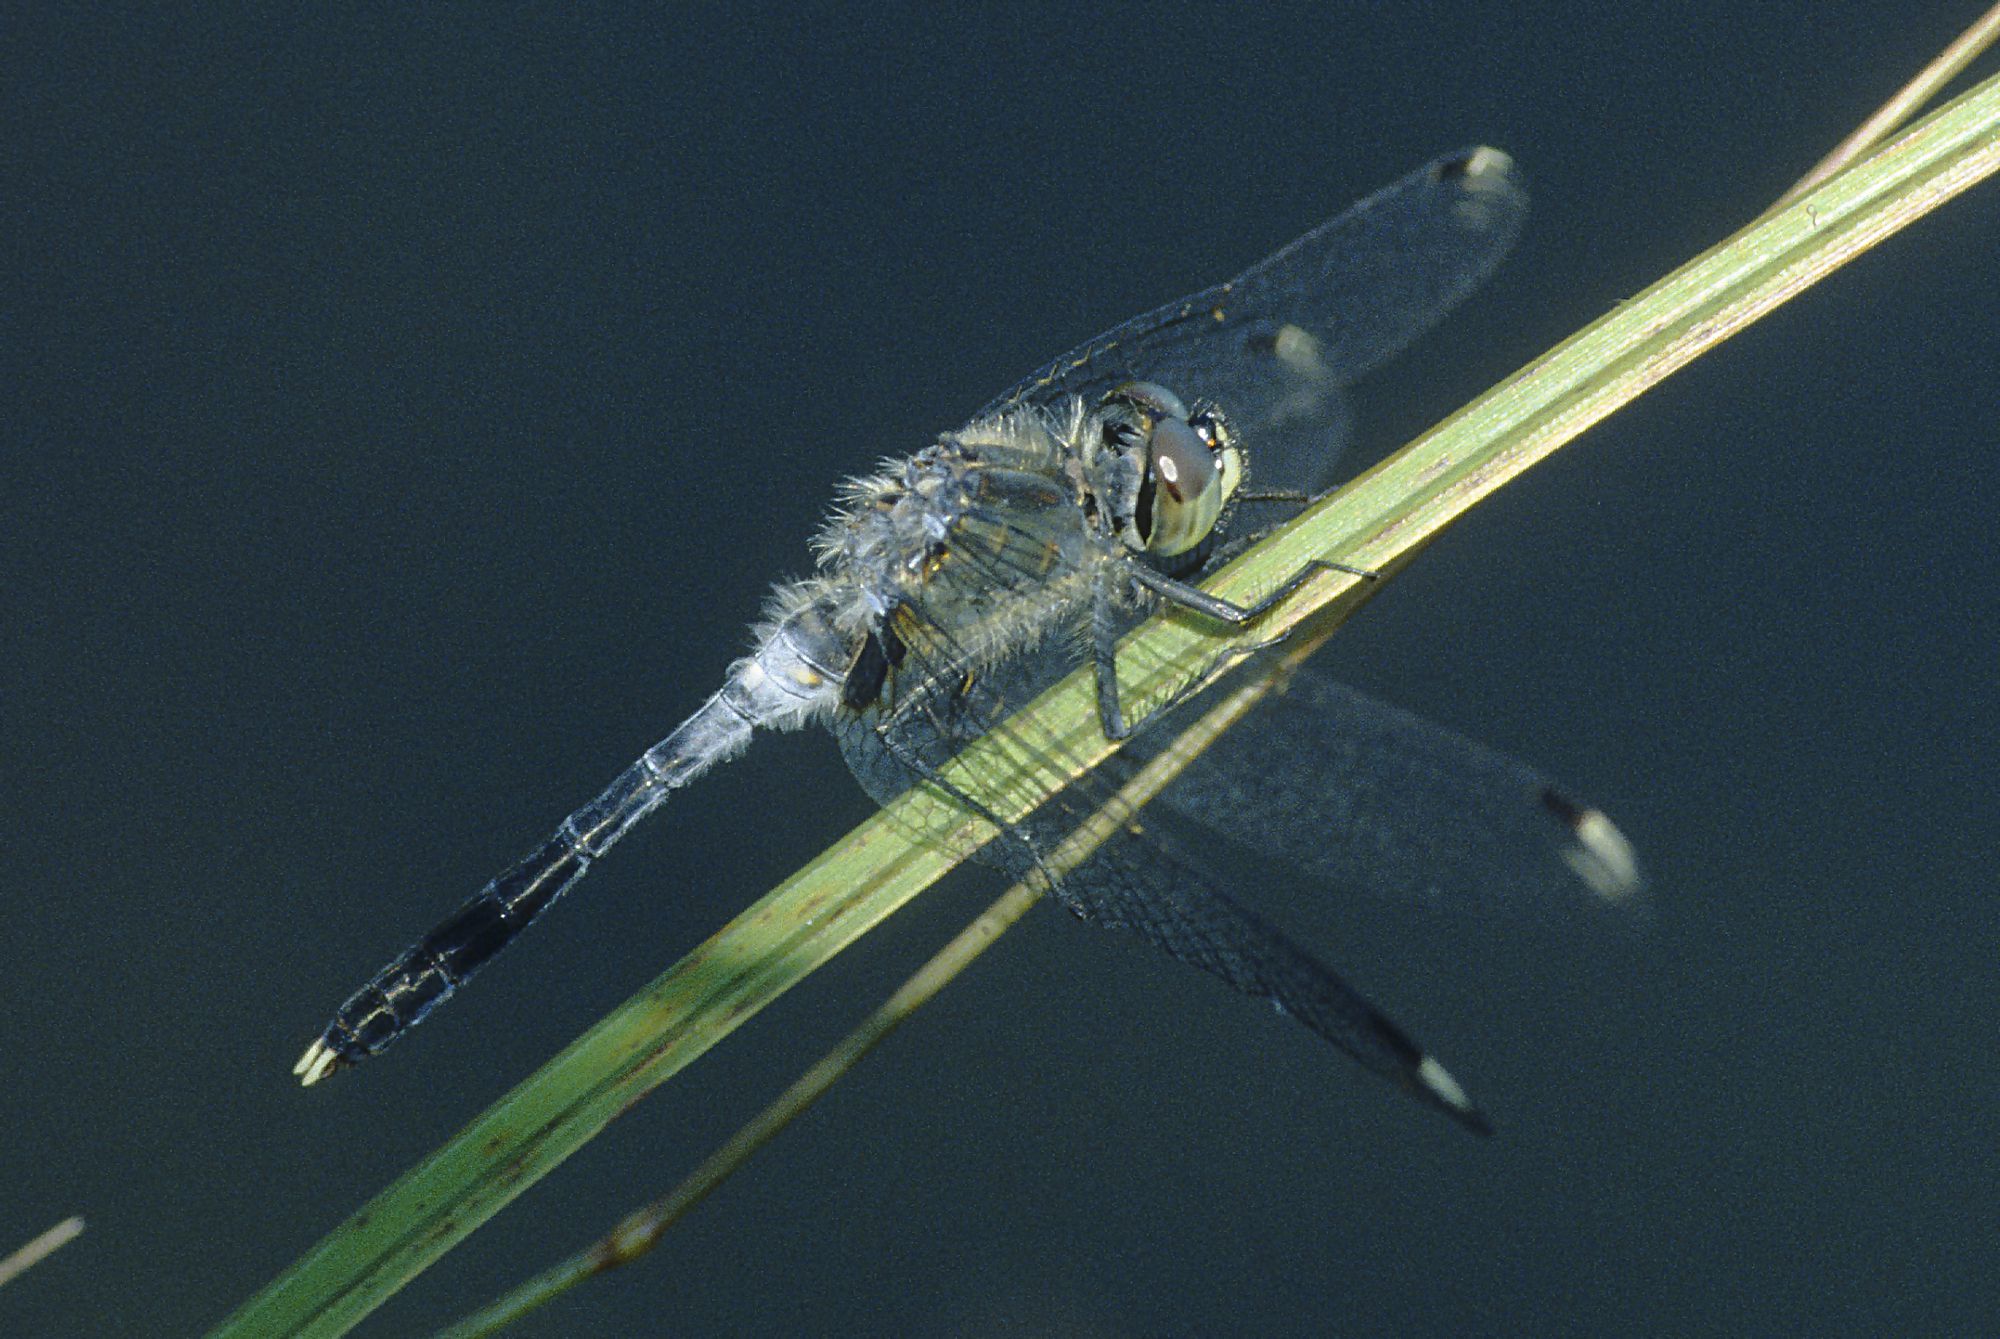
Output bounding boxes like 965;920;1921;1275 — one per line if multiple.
978;147;1528;492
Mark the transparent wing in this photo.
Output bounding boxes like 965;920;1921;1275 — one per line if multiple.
832;575;1518;1133
1150;667;1645;928
834;649;1500;1134
978;147;1527;492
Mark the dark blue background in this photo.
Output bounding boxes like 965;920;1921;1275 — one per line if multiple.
8;5;1997;1335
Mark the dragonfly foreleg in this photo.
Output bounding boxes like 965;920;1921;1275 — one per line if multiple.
1093;556;1376;742
1129;553;1375;625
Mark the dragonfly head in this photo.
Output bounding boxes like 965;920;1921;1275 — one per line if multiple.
1099;382;1244;559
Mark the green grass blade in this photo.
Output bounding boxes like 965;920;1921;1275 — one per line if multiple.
210;71;2000;1339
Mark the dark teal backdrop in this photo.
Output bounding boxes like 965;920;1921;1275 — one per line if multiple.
8;5;1996;1335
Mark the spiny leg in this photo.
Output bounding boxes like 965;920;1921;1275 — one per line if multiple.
1130;554;1375;625
1093;556;1376;741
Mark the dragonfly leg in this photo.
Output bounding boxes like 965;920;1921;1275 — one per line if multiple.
1128;554;1374;625
1093;557;1376;742
1092;587;1136;741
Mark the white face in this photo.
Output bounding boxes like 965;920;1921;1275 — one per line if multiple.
1098;381;1244;558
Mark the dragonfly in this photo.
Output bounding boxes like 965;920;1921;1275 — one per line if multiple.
296;147;1641;1132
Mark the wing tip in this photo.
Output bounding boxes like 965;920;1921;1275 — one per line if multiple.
1413;1055;1496;1137
1541;787;1646;911
1447;145;1515;185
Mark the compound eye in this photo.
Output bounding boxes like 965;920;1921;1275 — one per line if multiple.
1140;415;1225;557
